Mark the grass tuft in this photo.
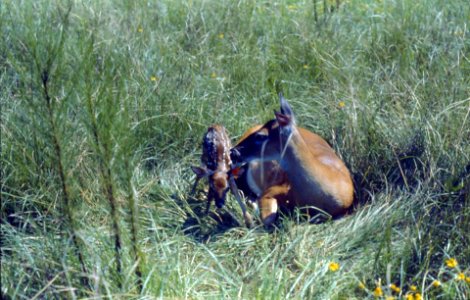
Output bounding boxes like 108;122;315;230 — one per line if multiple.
1;0;469;298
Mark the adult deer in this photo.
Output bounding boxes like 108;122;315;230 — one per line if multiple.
232;125;288;203
230;94;354;225
231;126;290;225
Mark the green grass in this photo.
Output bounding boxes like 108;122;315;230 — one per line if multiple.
1;0;469;298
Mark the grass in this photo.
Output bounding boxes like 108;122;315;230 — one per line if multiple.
1;0;469;298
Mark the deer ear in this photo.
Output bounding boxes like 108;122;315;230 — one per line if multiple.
275;111;292;127
191;166;208;178
279;93;294;117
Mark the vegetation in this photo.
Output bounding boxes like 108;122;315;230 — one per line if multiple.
1;0;469;298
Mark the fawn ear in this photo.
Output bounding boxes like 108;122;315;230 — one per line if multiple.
230;166;245;178
191;166;209;178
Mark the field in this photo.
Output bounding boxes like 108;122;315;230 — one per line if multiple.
1;0;469;298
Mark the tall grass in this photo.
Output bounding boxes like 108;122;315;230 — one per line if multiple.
1;0;469;298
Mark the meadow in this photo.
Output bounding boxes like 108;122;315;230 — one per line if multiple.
1;0;469;298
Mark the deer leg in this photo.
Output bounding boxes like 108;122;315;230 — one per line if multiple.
259;184;290;226
259;196;278;226
190;177;201;196
228;175;253;228
205;189;214;214
190;166;209;196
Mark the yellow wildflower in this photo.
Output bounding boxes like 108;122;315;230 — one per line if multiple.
389;283;401;293
338;101;346;108
456;273;465;281
465;276;470;283
432;280;441;287
218;33;224;39
287;4;297;11
303;64;310;69
150;76;158;82
445;258;458;268
358;282;366;290
373;286;383;297
385;296;395;300
328;262;340;272
410;285;417;291
138;27;143;33
414;293;422;300
454;29;464;37
405;293;414;300
210;72;217;79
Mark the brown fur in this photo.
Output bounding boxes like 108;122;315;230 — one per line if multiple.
191;125;232;210
231;97;354;225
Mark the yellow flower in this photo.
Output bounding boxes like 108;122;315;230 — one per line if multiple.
328;262;340;272
465;276;470;283
373;286;383;297
150;76;158;82
432;280;441;287
445;258;458;268
414;293;422;300
210;72;217;79
218;33;224;39
138;27;143;33
456;273;465;281
389;283;401;293
454;29;464;37
303;64;310;69
358;282;366;290
410;285;417;291
385;296;395;300
405;293;414;300
287;4;297;11
338;101;346;108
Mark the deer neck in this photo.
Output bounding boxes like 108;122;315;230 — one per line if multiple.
279;128;325;200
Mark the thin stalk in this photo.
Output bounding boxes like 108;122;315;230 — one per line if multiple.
125;159;143;293
105;157;123;282
40;70;90;288
84;87;123;289
34;4;91;289
313;0;318;23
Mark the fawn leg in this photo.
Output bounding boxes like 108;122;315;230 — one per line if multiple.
205;189;214;214
191;177;201;195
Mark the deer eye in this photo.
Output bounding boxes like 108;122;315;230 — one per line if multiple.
254;131;269;143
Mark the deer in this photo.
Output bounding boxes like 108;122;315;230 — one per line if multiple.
231;125;290;225
230;93;354;225
191;124;253;227
191;124;291;227
191;124;232;211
